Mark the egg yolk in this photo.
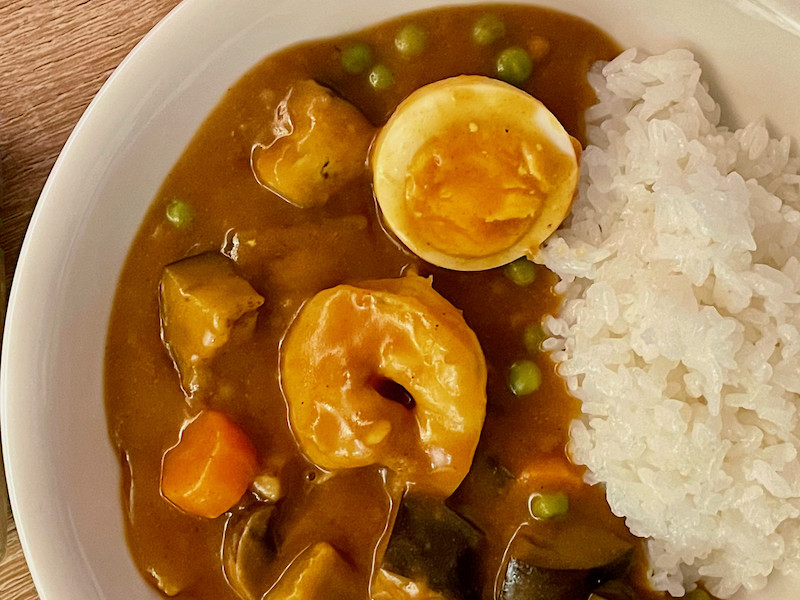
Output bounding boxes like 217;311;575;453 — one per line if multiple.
403;119;574;258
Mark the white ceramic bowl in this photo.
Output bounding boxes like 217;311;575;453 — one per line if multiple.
3;1;800;599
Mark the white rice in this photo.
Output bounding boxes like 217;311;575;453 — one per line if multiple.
537;48;800;598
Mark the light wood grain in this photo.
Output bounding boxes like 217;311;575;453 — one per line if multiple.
0;1;182;598
0;0;182;290
1;508;36;600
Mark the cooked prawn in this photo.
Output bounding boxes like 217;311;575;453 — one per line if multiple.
280;273;487;496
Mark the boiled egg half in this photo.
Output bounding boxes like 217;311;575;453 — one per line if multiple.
371;75;579;271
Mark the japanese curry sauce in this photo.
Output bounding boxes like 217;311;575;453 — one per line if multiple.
104;5;656;600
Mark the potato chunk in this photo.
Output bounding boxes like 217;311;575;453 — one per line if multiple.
267;542;361;600
252;80;375;208
159;252;264;395
372;569;449;600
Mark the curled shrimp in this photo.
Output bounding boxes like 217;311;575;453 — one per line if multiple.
280;273;487;496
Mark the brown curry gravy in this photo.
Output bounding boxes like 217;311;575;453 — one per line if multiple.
104;4;661;600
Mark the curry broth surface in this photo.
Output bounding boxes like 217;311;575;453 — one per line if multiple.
104;5;638;600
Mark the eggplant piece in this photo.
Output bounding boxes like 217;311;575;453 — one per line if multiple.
471;453;515;493
251;79;375;209
222;504;278;600
498;526;634;600
382;493;483;600
446;452;515;528
452;453;515;505
159;252;264;396
501;556;589;600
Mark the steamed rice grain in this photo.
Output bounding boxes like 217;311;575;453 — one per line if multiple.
538;49;800;598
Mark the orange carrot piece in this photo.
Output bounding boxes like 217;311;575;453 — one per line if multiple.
161;410;258;519
517;456;587;496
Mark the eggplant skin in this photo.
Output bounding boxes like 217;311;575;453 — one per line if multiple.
499;549;634;600
382;494;483;600
501;557;589;600
222;505;278;600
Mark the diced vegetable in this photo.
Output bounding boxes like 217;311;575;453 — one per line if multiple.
161;410;259;519
267;542;361;600
490;454;635;600
252;80;376;208
471;453;515;495
445;453;516;533
504;257;537;286
498;530;633;600
528;36;550;62
472;14;505;45
165;199;195;228
501;555;585;600
382;493;482;600
395;23;427;57
222;504;277;599
508;359;542;396
529;492;569;520
159;252;264;395
369;64;396;90
517;457;586;497
341;41;373;73
496;46;533;85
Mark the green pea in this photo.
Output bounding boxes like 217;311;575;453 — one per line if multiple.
529;492;569;519
472;13;505;46
496;46;533;85
341;42;373;74
165;199;194;228
684;590;711;600
508;359;542;396
523;323;546;354
503;257;537;286
368;64;395;90
395;23;427;57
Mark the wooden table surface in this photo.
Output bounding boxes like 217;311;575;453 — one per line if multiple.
0;1;183;597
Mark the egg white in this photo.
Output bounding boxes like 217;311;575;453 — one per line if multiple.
371;75;579;271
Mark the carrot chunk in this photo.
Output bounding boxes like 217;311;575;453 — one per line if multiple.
161;410;258;518
517;456;587;496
